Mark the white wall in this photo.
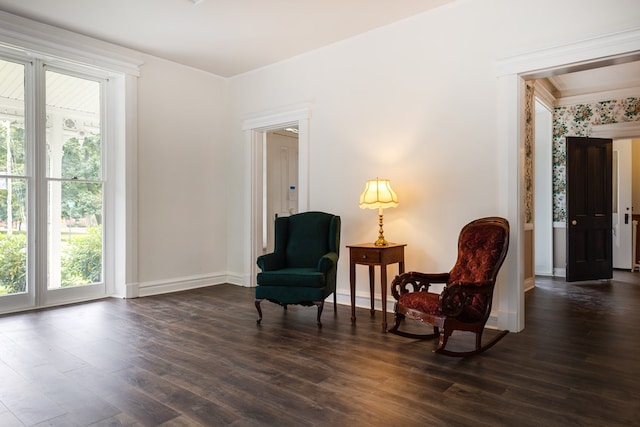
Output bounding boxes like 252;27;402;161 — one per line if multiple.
535;102;553;276
136;55;231;295
226;0;640;328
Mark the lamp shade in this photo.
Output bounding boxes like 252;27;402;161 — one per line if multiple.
359;178;399;209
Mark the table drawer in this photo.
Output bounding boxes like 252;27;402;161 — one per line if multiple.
351;248;381;264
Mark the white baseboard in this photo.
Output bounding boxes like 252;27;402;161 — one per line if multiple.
334;291;395;313
524;276;535;292
130;272;247;298
553;268;566;277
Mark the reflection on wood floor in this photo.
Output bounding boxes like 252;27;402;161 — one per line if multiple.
0;272;638;426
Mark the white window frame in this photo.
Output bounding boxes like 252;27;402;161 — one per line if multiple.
0;10;141;313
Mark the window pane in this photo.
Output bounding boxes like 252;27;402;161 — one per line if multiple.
46;71;101;180
0;59;25;176
0;178;27;296
0;59;27;297
48;181;103;289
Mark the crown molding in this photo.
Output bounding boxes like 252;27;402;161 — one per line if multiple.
0;10;143;76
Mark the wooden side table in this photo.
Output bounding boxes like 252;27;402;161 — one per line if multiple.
347;243;406;331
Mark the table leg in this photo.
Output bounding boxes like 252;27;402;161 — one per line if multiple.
368;265;375;317
350;260;356;323
381;263;388;331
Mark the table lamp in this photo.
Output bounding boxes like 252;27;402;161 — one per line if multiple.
359;178;398;246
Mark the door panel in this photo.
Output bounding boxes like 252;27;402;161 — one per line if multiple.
43;69;105;305
566;136;612;282
265;130;298;252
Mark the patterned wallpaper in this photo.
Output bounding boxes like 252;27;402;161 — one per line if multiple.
524;82;534;224
551;97;640;222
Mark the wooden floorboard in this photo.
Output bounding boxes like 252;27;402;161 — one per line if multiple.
1;272;639;426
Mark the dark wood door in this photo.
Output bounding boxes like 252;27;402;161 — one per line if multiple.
566;136;612;282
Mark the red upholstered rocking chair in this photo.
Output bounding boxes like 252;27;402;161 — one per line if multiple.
388;217;510;357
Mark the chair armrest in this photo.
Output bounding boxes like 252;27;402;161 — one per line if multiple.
391;271;450;300
317;252;339;273
439;281;494;317
256;252;286;271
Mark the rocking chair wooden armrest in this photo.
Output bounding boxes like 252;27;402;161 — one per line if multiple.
391;271;450;299
439;281;494;317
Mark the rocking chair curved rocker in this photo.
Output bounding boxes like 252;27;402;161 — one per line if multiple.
388;217;510;357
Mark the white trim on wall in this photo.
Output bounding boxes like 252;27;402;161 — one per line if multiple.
496;27;640;78
557;87;640;107
591;122;640;139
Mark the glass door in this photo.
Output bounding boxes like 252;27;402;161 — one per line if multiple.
0;58;30;311
43;68;105;306
0;56;108;313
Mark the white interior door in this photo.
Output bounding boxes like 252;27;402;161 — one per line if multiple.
265;129;298;252
612;139;632;269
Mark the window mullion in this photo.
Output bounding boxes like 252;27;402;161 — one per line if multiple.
31;59;47;305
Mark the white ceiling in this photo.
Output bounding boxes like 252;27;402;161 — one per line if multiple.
0;0;638;98
0;0;455;77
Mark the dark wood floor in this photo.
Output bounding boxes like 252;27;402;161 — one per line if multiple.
0;273;639;427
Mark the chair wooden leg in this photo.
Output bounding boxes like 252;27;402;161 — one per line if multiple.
333;292;337;313
255;299;263;324
315;300;324;328
434;328;453;354
387;311;404;334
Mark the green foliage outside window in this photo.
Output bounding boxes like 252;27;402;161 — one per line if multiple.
61;135;102;224
0;122;27;228
0;233;26;294
0;226;102;294
61;226;103;286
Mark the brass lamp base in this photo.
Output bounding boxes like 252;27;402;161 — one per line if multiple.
374;237;389;247
374;212;389;246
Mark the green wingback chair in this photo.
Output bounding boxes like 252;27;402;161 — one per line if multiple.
255;211;341;327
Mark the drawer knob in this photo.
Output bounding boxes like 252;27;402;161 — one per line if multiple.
362;255;367;259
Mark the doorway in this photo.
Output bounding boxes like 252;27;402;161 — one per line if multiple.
612;139;633;270
242;103;311;287
497;28;640;332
